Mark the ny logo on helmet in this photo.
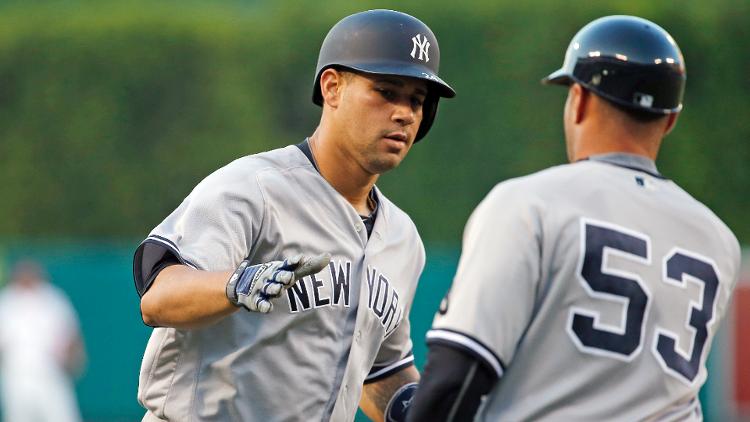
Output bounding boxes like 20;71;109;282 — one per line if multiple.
410;34;430;62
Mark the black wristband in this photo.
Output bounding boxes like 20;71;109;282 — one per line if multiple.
386;382;418;422
226;260;250;306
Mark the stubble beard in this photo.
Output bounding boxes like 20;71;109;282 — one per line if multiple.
363;143;407;175
368;157;400;174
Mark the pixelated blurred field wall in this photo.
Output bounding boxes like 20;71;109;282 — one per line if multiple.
0;0;747;420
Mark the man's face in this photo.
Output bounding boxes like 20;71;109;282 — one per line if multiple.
335;71;428;174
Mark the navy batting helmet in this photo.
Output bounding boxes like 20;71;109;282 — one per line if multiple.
312;9;456;141
543;15;685;114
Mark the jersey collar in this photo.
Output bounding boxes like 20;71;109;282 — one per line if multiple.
296;138;381;237
582;153;665;179
296;138;320;171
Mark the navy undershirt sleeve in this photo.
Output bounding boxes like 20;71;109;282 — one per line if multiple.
407;344;498;422
133;241;180;297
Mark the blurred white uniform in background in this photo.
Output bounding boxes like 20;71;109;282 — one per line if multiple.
0;261;85;422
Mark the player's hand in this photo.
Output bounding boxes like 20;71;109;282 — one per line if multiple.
226;253;331;313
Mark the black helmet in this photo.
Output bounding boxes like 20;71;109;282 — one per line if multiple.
312;9;456;141
543;15;685;114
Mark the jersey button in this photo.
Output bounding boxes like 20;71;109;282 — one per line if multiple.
355;223;363;232
355;330;362;343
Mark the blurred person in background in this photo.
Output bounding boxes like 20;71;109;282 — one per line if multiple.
0;260;86;422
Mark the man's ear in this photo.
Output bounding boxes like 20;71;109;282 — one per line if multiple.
320;68;344;108
571;83;589;124
663;112;679;137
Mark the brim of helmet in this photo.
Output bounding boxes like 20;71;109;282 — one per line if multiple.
541;69;573;86
349;63;456;98
540;69;682;114
313;63;456;105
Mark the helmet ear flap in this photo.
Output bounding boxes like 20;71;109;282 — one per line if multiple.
312;73;324;106
416;93;440;143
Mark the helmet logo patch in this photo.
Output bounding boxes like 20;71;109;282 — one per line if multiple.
634;93;654;107
410;34;430;62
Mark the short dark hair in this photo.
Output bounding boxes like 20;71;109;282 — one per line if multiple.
332;66;356;80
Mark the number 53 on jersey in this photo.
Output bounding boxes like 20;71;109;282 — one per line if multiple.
567;218;722;385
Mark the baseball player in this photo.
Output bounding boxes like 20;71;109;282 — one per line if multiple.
0;261;86;422
408;16;740;421
132;9;455;422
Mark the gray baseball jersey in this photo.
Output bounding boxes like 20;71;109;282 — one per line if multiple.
135;144;424;421
429;153;740;421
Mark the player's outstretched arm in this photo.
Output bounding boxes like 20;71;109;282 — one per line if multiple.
140;265;237;329
360;364;419;422
140;253;331;329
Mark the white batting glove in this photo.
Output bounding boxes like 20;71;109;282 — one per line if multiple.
226;253;331;313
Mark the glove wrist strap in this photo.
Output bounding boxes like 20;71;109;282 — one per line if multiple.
226;260;250;307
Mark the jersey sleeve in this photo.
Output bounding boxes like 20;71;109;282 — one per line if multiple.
133;159;266;294
714;221;742;325
428;182;543;378
365;232;426;384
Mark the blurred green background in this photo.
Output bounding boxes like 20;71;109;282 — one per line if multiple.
0;0;747;421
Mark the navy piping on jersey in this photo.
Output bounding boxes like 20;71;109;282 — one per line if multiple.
426;328;506;378
147;234;179;252
579;153;667;180
296;138;319;171
296;138;379;236
143;235;198;269
298;139;411;384
364;352;415;384
133;235;198;298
